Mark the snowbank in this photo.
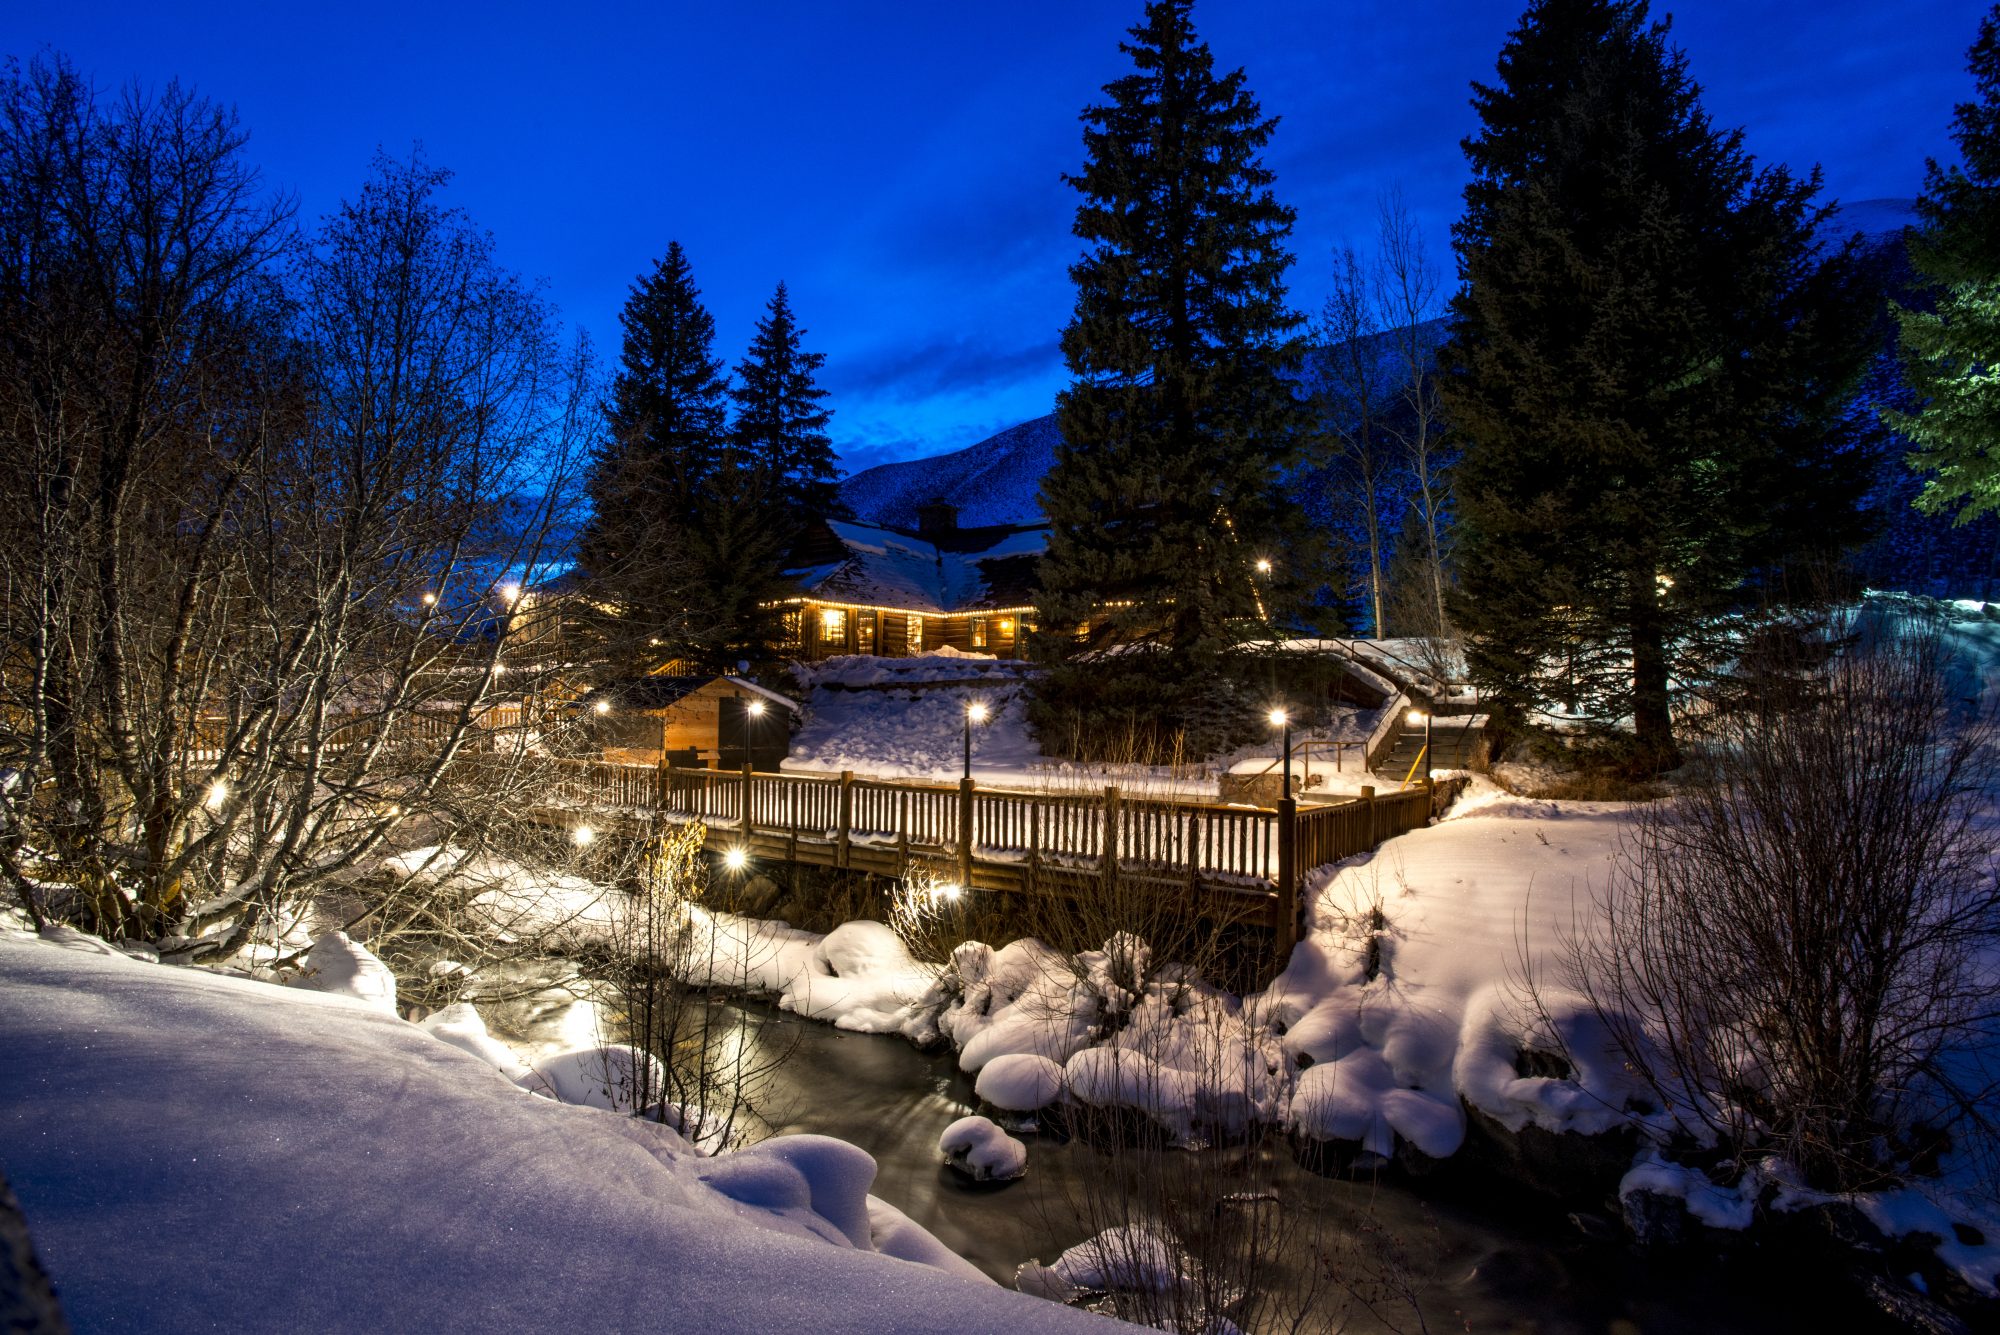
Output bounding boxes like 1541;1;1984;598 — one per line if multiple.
0;925;1116;1334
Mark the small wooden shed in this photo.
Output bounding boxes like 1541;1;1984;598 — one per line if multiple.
579;676;797;771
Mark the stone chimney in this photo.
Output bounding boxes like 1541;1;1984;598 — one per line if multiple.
915;499;959;540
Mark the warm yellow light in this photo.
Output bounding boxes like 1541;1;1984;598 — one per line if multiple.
592;700;610;715
724;847;749;871
420;591;437;607
572;825;595;847
499;582;521;606
204;779;228;811
967;702;989;724
1255;558;1272;574
938;882;964;902
999;619;1014;633
747;699;766;718
1407;709;1427;726
1267;709;1287;728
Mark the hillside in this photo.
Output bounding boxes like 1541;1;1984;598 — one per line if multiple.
838;198;1920;541
840;414;1060;529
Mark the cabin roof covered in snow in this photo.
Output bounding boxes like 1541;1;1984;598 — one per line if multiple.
789;519;1046;615
578;675;799;714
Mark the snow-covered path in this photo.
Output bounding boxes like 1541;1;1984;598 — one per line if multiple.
0;929;1120;1334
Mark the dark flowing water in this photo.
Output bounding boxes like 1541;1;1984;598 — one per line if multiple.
712;998;1873;1335
478;972;1869;1333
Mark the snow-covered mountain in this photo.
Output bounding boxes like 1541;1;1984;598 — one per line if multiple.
839;201;1918;532
840;413;1060;529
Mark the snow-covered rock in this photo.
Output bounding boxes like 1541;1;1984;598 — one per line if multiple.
974;1053;1066;1113
1016;1225;1196;1304
938;1115;1028;1181
287;930;398;1014
522;1043;666;1113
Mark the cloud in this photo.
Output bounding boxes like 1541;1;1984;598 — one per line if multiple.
828;330;1063;403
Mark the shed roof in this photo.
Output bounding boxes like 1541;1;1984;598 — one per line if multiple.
578;675;800;714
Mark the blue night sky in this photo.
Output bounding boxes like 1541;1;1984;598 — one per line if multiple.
3;1;1985;474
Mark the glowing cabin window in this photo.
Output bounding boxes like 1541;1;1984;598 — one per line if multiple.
819;608;846;642
907;615;924;651
971;618;988;648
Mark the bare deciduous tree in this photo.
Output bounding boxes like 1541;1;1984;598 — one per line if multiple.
1556;605;2000;1192
1312;247;1391;638
1373;192;1453;648
0;57;594;962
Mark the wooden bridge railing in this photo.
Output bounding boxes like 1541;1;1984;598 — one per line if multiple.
535;759;1461;953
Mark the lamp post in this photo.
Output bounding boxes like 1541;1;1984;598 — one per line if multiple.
963;700;988;782
1407;708;1433;787
746;697;767;770
1268;708;1292;801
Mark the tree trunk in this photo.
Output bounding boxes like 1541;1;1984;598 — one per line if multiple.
1629;581;1679;772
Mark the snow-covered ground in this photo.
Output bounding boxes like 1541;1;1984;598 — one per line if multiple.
783;650;1385;800
0;921;1119;1334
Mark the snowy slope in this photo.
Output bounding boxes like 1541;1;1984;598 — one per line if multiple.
838;326;1450;531
840;415;1060;529
0;927;1120;1334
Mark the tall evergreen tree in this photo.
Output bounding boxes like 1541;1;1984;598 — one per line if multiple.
733;281;841;521
580;244;786;671
1889;5;2000;524
1033;0;1317;753
1443;0;1876;768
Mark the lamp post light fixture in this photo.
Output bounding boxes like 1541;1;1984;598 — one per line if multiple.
1268;708;1292;801
724;846;749;873
572;824;596;847
963;700;989;782
1255;558;1273;575
592;699;611;715
1406;708;1434;787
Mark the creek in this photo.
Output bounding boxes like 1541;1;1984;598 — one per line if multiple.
605;993;1872;1333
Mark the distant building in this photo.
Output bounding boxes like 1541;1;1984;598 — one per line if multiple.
782;501;1044;661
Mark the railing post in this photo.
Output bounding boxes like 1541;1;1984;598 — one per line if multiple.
1275;795;1299;965
741;763;755;838
1186;807;1201;896
1102;785;1121;895
957;777;975;887
1360;784;1377;849
897;788;910;876
838;770;855;869
1028;800;1042;898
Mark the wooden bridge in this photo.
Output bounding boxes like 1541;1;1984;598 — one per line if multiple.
534;759;1461;955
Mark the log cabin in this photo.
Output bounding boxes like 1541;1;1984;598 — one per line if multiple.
781;501;1045;662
